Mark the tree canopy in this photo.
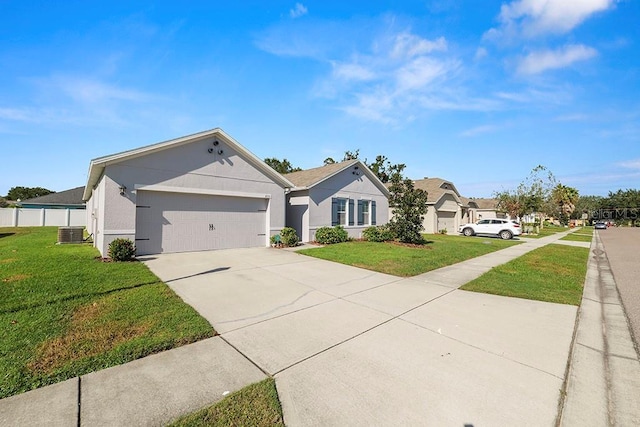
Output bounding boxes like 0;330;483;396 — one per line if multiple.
494;165;557;219
263;158;302;174
6;186;54;201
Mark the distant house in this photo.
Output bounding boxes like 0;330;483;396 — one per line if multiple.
464;198;506;222
18;186;86;209
284;160;390;242
411;178;467;234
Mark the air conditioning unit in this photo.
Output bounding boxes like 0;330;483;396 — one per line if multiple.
58;226;84;244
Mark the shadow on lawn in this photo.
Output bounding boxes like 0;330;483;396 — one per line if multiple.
0;233;16;239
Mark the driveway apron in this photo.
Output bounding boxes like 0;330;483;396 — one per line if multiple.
144;236;577;426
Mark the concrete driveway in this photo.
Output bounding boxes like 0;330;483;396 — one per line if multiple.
143;245;577;426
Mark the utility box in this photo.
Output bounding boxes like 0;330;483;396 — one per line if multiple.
58;226;84;244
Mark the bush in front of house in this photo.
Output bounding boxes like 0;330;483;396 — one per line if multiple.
315;226;349;244
108;238;136;261
362;225;394;242
280;227;299;247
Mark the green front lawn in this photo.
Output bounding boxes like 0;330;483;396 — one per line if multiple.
461;243;589;305
0;227;214;398
521;224;568;238
298;234;521;277
170;378;284;427
561;226;594;242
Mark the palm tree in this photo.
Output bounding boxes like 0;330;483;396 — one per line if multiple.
552;184;579;224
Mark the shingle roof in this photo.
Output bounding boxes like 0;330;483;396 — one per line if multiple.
284;160;359;188
470;198;499;210
20;186;85;206
412;178;460;204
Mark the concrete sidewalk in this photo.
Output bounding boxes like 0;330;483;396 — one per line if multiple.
2;228;634;425
560;231;640;425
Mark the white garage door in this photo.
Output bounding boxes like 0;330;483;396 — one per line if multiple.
437;211;456;234
135;191;267;255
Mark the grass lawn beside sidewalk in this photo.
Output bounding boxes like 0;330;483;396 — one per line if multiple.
170;378;284;427
0;227;214;399
298;234;521;277
561;226;594;243
521;224;568;239
461;243;589;306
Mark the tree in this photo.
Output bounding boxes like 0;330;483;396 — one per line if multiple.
323;157;336;165
602;189;640;209
551;184;579;225
7;186;54;201
388;173;429;244
494;165;557;222
366;155;407;184
573;195;604;219
263;158;302;174
343;149;360;161
0;197;8;208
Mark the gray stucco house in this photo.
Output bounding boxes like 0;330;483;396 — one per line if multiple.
285;160;390;242
83;129;294;256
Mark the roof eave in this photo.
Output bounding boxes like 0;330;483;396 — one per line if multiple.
83;128;295;200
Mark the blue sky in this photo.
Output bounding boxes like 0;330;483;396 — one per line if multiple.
1;0;639;198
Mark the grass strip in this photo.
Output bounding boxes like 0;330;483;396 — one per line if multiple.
169;378;284;427
461;243;589;306
520;225;568;239
0;227;214;398
298;234;521;277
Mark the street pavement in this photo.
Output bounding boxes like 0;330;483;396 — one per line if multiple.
1;229;638;426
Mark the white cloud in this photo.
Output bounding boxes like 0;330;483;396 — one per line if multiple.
475;47;488;60
289;3;308;19
459;125;499;137
554;113;589;122
619;159;640;170
488;0;615;39
391;33;447;59
54;77;151;104
516;44;597;74
331;62;376;82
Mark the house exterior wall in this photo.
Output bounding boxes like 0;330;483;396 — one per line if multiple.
422;194;462;234
89;137;286;256
304;171;389;241
286;192;310;242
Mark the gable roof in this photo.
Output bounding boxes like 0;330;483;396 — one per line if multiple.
413;178;462;204
469;198;500;210
83;128;295;200
285;160;390;197
20;186;85;206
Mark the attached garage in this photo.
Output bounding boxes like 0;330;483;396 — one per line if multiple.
135;190;268;255
83;128;294;257
436;211;456;234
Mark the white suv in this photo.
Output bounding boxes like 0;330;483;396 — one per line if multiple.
459;219;522;240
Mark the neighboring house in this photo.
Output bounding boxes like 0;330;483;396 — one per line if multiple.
464;198;506;222
412;177;466;234
83;128;294;256
284;160;390;242
18;186;86;209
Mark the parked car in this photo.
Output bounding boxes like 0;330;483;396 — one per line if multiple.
594;221;607;230
459;219;522;240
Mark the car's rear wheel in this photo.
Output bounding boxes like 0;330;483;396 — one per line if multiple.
463;227;474;237
499;230;512;240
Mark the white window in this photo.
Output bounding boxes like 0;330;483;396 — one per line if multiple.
336;198;347;225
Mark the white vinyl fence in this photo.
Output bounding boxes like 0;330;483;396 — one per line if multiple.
0;208;86;227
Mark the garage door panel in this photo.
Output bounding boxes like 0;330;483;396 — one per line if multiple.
437;211;456;234
135;191;266;255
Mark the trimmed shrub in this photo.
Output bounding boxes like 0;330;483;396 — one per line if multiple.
108;238;136;262
362;225;394;242
280;227;299;247
315;226;349;244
